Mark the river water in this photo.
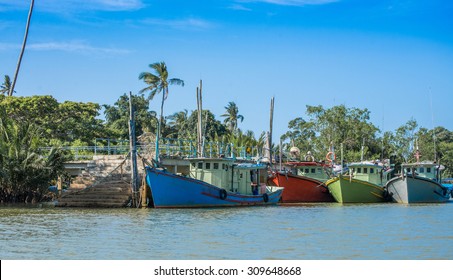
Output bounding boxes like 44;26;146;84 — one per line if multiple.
1;202;452;260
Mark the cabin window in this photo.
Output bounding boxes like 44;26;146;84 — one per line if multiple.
363;168;368;174
357;168;361;173
191;162;196;168
419;167;424;173
311;168;316;173
406;168;411;173
427;167;431;173
206;163;211;169
317;168;322;174
305;168;309;173
370;168;374;174
198;162;203;169
214;163;219;169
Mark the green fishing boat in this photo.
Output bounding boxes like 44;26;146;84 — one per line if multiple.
326;161;394;203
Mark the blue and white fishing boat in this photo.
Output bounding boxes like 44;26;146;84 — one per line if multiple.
145;158;283;208
386;161;451;203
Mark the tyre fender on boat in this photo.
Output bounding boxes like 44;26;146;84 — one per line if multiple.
263;193;269;203
219;189;227;200
325;152;336;162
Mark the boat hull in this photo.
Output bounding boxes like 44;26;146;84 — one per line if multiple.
270;172;334;203
146;167;283;208
326;176;388;203
386;175;451;203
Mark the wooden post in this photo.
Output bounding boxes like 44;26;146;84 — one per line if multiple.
128;91;138;207
196;80;203;157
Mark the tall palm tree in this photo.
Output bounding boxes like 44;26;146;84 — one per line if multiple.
0;75;13;95
138;62;184;139
9;0;34;96
221;101;244;132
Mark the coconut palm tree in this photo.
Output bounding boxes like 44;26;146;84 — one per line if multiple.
138;62;184;139
167;109;189;138
221;101;244;132
9;0;34;96
1;75;13;95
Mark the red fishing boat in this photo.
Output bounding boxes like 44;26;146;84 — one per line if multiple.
269;160;336;203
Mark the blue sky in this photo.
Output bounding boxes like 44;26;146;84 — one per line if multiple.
1;0;453;141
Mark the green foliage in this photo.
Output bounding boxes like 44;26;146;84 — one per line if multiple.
0;108;66;202
283;105;379;162
138;62;184;139
184;110;228;141
221;101;244;132
103;93;157;139
0;95;105;146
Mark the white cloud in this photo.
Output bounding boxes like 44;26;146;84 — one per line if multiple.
229;4;253;11
0;42;19;51
141;18;215;30
0;0;145;12
238;0;339;6
28;41;131;55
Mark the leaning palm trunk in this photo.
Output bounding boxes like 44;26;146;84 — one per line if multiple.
9;0;34;96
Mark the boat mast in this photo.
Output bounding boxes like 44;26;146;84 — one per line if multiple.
269;97;275;164
196;80;203;157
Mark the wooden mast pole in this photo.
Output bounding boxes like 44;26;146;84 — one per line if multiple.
197;80;203;157
128;91;138;207
269;97;274;164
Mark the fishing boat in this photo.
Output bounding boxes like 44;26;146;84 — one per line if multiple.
269;155;336;202
145;158;283;208
326;160;394;203
385;161;452;203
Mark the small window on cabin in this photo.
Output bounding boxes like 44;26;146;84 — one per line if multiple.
407;168;411;173
357;168;361;173
363;168;368;174
214;163;219;169
191;162;196;168
311;168;316;173
427;167;431;173
206;163;211;169
305;168;309;173
317;168;322;174
419;167;424;173
222;164;225;169
370;168;374;174
198;162;203;169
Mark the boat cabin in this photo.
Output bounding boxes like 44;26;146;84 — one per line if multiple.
402;161;443;181
189;158;269;195
285;162;332;182
348;161;393;186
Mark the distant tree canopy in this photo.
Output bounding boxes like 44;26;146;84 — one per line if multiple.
0;95;105;146
103;93;157;139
